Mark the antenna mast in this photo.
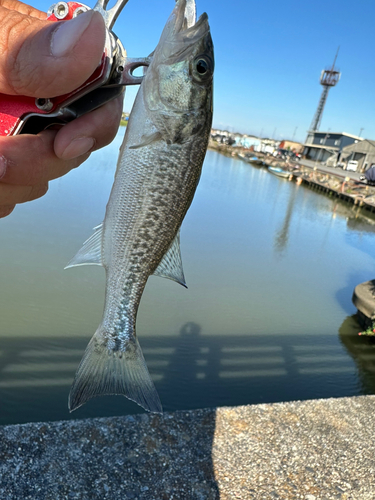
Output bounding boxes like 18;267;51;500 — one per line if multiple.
309;48;341;133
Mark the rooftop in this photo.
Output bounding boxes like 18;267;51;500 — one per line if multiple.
310;131;364;141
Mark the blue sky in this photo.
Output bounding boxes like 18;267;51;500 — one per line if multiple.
32;0;375;143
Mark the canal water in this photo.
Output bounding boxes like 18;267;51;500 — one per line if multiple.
1;128;375;425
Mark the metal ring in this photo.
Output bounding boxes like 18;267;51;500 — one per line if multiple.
54;1;69;19
35;98;53;112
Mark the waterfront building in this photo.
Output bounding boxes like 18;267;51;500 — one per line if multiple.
303;131;363;163
233;134;260;149
279;140;303;153
340;139;375;172
254;139;280;155
210;129;235;145
210;129;262;149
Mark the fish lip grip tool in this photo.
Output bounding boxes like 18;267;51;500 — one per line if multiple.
0;0;150;136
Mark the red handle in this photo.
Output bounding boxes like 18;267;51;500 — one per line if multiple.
0;2;108;136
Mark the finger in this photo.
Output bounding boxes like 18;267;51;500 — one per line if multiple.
54;93;124;160
0;8;106;97
0;181;48;205
0;0;46;19
0;204;15;218
0;130;90;186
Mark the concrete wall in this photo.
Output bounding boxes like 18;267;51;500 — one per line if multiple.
303;146;334;162
341;140;375;171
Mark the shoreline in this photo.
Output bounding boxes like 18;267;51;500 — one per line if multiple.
208;140;375;213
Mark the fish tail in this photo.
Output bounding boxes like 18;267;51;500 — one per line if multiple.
69;327;162;413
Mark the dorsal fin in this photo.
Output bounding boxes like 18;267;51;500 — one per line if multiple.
65;223;103;269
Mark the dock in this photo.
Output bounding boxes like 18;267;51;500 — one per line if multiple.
208;141;375;213
289;168;375;212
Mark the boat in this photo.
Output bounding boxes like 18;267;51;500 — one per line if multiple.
248;156;264;166
238;152;263;165
268;166;291;178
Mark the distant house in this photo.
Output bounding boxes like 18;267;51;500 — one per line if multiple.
340;139;375;172
254;139;280;155
234;134;260;149
210;129;236;145
303;131;363;163
279;140;303;153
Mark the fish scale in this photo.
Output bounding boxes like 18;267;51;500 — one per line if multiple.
103;142;204;335
66;0;214;413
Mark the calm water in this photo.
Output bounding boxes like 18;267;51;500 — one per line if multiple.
1;129;375;425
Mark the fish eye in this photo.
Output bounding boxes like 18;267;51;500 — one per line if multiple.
192;55;213;82
196;58;209;74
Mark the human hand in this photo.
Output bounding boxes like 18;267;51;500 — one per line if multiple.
0;0;124;218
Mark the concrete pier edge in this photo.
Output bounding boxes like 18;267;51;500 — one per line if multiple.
352;279;375;329
1;395;375;499
208;141;375;213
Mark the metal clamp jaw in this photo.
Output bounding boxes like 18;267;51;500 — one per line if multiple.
0;0;149;136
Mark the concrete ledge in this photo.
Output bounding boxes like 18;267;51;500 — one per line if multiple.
1;396;375;499
352;279;375;326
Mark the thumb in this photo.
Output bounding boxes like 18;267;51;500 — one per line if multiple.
0;8;106;98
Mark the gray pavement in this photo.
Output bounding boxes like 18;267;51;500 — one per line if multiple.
1;396;375;499
296;159;362;181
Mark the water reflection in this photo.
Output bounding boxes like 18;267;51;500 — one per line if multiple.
339;314;375;394
274;184;297;255
0;322;360;425
2;145;375;424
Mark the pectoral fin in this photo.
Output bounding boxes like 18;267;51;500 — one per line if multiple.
129;132;163;150
65;223;103;269
153;231;187;288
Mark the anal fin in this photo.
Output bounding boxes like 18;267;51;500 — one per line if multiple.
153;230;187;288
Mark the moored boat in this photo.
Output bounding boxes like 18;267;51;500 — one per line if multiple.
238;152;263;165
248;156;264;165
268;166;290;178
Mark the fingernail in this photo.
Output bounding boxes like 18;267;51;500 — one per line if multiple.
61;137;95;160
0;155;7;180
51;11;94;58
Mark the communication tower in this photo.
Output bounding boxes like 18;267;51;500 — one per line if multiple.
309;49;341;133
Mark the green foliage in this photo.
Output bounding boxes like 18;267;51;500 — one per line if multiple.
358;321;375;336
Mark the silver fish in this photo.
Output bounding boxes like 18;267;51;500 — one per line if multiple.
66;0;214;413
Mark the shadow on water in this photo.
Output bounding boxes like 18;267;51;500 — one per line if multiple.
1;319;375;498
0;320;368;426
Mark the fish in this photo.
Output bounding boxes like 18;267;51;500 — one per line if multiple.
66;0;214;413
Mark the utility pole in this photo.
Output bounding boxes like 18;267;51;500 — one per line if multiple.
359;128;364;137
292;126;298;141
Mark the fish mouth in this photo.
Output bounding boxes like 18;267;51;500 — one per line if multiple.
156;0;212;65
173;0;210;41
182;0;197;28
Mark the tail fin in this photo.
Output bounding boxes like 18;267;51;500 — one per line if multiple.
69;328;162;413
